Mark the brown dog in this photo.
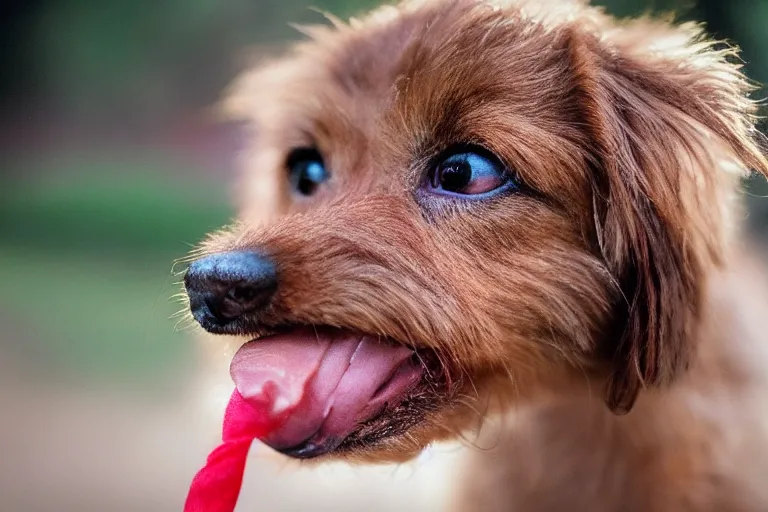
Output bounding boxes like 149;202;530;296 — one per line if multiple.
183;0;768;510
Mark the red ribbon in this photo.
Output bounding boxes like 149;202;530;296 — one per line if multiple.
184;390;269;512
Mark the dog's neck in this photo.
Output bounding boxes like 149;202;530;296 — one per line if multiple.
460;252;768;510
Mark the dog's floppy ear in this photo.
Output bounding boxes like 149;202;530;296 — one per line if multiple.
567;19;768;413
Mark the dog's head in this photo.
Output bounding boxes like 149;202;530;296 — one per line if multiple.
184;0;768;463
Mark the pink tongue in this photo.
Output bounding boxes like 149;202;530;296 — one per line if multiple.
230;328;422;451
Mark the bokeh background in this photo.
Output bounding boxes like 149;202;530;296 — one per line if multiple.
1;1;766;511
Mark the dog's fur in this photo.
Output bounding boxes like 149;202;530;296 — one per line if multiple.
190;0;768;509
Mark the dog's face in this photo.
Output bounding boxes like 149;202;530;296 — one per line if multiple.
184;0;767;463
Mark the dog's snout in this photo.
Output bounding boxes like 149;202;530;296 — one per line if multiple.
184;251;277;332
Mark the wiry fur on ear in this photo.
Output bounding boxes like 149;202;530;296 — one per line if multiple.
566;17;768;413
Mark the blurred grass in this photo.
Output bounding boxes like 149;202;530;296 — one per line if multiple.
0;155;233;388
0;155;232;252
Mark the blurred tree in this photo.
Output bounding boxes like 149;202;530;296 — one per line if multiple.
0;0;46;102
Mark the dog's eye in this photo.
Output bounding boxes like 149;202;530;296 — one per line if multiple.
426;147;515;197
286;148;329;196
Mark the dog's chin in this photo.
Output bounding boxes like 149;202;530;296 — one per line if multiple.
227;324;448;461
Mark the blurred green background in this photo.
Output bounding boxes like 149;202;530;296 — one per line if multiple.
0;1;766;510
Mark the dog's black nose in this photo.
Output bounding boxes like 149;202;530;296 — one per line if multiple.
184;251;277;332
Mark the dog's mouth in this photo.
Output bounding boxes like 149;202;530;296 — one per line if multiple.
230;326;435;459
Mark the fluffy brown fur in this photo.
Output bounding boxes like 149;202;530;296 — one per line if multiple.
186;0;768;509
